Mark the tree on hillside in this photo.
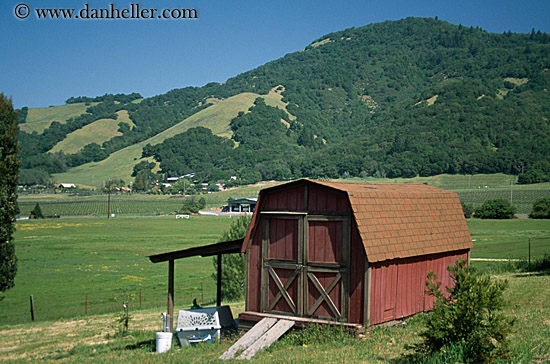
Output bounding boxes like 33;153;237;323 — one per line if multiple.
0;94;20;293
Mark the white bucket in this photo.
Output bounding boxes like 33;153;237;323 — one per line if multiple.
156;332;172;353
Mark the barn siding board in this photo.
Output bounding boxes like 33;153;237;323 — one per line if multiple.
348;221;365;324
248;222;262;312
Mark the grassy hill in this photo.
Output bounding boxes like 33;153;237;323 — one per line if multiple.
52;90;291;186
49;110;135;154
20;102;97;134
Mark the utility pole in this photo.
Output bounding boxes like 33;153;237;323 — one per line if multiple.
510;179;513;204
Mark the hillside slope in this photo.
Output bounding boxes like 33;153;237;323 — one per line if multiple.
20;102;97;134
52;90;291;185
20;17;550;186
49;110;135;154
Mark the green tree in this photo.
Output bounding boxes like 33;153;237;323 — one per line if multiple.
133;170;152;191
529;197;550;219
178;196;206;214
0;94;20;293
461;201;474;218
417;259;514;363
474;199;517;219
30;203;44;219
212;215;251;301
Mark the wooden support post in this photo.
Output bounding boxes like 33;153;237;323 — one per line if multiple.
107;179;111;218
529;237;531;268
167;259;174;332
363;260;371;327
30;295;35;322
217;254;222;307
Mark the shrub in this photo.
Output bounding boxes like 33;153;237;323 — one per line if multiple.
178;196;206;214
461;201;474;218
474;198;516;219
30;203;44;219
529;197;550;219
417;259;514;363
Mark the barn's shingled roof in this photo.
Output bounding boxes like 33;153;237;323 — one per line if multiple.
241;179;473;263
314;180;473;262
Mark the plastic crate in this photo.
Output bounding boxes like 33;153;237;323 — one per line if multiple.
176;306;235;346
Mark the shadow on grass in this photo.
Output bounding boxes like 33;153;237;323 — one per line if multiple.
387;343;469;364
513;270;550;278
124;338;155;351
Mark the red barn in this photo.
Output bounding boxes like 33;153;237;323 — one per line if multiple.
239;179;472;327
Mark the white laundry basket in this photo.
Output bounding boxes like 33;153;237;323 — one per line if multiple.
176;306;235;346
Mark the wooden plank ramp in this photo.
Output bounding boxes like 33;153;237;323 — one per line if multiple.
219;318;294;360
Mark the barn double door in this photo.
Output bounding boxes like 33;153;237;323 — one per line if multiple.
261;214;350;321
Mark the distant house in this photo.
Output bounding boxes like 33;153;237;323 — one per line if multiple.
222;198;258;212
59;183;76;189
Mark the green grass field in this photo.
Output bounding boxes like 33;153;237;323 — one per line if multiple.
468;219;550;268
2;217;233;326
2;217;548;327
0;217;548;363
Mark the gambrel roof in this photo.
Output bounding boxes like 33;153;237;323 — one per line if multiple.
242;179;472;263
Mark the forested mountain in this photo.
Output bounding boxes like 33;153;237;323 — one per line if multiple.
17;17;550;186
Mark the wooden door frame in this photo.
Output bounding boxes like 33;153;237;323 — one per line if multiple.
304;214;350;321
261;214;304;316
260;213;351;321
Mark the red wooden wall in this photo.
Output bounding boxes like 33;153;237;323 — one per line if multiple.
368;250;469;325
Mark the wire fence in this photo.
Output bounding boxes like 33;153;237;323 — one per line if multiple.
471;236;550;260
0;284;219;326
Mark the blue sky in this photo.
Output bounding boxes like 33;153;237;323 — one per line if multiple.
1;0;549;109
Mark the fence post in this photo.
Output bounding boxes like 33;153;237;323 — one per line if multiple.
30;295;35;322
529;237;531;268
